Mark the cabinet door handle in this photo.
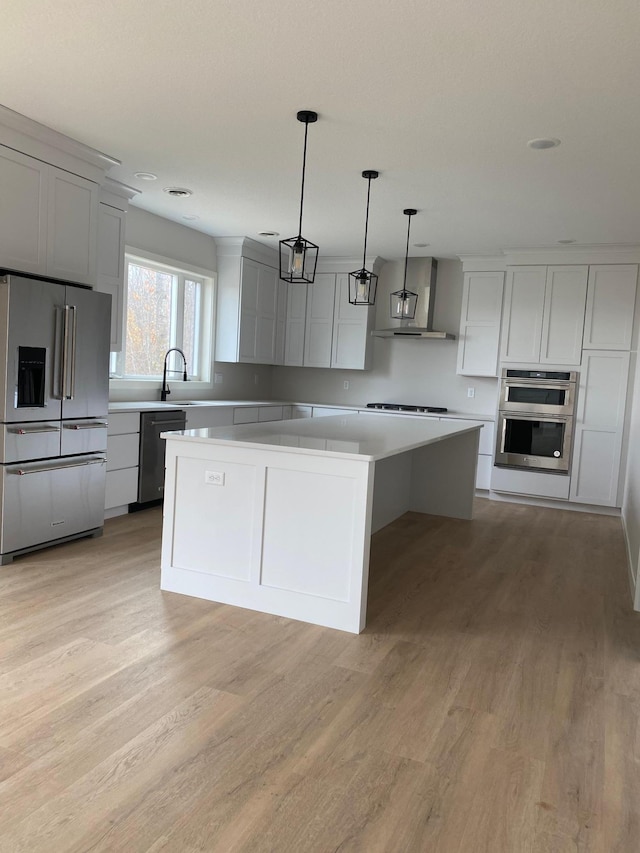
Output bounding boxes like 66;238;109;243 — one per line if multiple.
9;458;106;476
9;425;60;435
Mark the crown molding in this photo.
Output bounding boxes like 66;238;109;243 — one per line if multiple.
0;103;119;183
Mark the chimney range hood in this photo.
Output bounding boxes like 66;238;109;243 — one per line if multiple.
372;258;456;340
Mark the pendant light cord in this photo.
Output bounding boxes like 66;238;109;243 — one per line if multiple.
361;176;373;270
402;212;413;293
298;120;309;237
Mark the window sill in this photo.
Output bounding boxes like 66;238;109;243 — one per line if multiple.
109;378;211;393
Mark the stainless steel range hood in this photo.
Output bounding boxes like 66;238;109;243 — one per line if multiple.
372;258;456;340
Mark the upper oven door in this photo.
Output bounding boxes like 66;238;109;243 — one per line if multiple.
495;412;573;472
500;379;576;415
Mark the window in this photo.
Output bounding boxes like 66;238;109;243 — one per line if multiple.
110;252;213;382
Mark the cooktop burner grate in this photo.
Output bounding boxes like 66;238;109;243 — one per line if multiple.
366;403;448;413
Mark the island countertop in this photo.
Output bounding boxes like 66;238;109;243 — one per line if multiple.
162;412;482;462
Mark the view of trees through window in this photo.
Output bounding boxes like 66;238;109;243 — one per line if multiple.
117;259;203;378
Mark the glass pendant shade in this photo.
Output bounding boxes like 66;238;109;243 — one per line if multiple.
349;269;378;305
390;289;418;319
390;208;419;319
348;169;379;306
279;110;319;284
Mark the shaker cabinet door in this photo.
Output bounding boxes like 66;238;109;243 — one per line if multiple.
500;267;546;363
539;265;588;365
47;169;98;286
0;146;48;276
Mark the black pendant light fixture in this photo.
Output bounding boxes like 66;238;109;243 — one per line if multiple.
348;170;379;305
390;208;419;319
279;110;319;284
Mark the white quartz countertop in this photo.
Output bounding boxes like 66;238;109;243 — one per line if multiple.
109;399;495;421
162;413;482;462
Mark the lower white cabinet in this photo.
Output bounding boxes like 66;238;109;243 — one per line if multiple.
105;412;140;513
312;407;357;418
290;405;312;419
440;417;495;489
570;350;630;507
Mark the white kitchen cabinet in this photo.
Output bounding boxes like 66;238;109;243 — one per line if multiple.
501;265;587;365
290;405;312;419
275;280;288;365
105;412;140;515
0;145;98;286
456;271;505;376
233;407;260;424
570;350;630;507
440;417;495;489
331;274;375;370
47;169;98;286
259;406;283;422
284;284;308;366
583;265;638;351
0;146;48;276
312;406;356;418
96;202;126;352
184;406;233;430
304;273;336;368
215;239;280;365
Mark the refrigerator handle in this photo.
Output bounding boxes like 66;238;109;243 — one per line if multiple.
69;304;77;400
61;305;70;399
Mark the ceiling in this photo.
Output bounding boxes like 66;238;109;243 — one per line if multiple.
2;0;640;260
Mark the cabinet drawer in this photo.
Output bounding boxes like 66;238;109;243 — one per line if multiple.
107;433;139;471
105;467;138;509
108;412;140;436
439;418;494;456
312;407;356;418
290;405;313;419
233;407;260;424
259;406;283;422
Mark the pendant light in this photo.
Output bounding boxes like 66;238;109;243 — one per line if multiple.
348;170;379;305
279;110;319;284
390;208;419;319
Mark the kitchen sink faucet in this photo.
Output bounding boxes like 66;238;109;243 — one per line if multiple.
160;347;188;401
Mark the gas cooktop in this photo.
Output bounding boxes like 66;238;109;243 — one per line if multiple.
366;403;448;413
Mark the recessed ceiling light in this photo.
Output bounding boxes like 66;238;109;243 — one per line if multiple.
527;138;561;150
258;231;280;237
414;243;430;248
134;171;158;181
182;215;200;221
163;187;193;198
558;239;575;244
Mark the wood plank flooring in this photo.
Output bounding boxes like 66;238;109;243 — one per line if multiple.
0;499;638;851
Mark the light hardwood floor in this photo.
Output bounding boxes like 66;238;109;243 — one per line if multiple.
0;499;638;852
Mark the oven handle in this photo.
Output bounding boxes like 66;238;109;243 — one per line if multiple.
498;411;572;423
8;458;106;476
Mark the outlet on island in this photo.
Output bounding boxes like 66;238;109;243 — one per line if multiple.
205;470;225;486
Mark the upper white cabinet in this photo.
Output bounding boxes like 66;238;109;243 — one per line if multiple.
583;265;638;350
0;145;98;285
46;169;98;286
0;147;48;276
215;239;281;365
501;265;587;365
570;350;630;507
303;273;336;368
456;271;504;376
284;284;307;366
331;273;375;370
97;202;126;352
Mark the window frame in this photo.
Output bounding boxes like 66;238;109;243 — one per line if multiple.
109;248;215;391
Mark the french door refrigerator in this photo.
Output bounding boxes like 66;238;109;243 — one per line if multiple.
0;273;111;564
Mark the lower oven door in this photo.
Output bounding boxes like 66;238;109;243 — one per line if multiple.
495;413;573;472
0;453;106;555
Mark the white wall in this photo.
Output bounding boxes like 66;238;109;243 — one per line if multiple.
271;259;499;415
622;360;640;606
110;208;273;403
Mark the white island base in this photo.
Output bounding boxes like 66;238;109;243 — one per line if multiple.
161;414;481;634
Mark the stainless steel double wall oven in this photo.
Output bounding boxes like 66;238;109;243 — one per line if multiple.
495;368;578;473
0;273;110;564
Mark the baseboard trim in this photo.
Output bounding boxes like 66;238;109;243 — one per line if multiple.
620;511;639;610
485;490;621;516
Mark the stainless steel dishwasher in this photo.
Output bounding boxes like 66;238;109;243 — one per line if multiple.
137;410;186;504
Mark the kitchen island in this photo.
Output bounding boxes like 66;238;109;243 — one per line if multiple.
160;414;481;633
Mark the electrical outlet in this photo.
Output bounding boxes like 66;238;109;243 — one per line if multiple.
205;470;225;486
467;387;475;398
343;380;350;390
214;373;223;384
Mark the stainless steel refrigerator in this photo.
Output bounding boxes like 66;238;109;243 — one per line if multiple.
0;273;111;564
